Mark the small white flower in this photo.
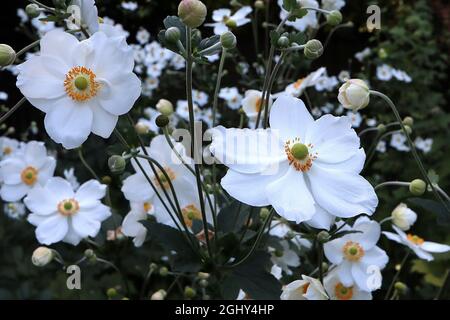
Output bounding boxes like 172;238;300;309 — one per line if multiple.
392;69;412;83
16;30;141;149
64;167;80;190
414;137;433;153
324;217;388;292
176;100;201;121
391;203;417;231
338;79;370;112
17;8;29;24
99;19;130;39
31;13;58;36
0;91;8;101
25;177;111;245
338;70;351;82
0;137;20;159
219;87;243;110
0;141;56;202
170;54;186;70
192;90;209;107
281;275;328;300
383;226;450;261
390;132;410;152
346;111;362;128
324;271;372;300
376;140;386;153
121;1;138;11
242;90;272;119
206;6;252;35
4;201;26;220
271;265;283;280
355;47;371;62
282;68;326;97
270;240;300;275
315;75;339;92
136;28;151;44
376;64;394;81
366;118;377;127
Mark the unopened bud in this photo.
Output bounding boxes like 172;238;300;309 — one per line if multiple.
259;208;270;220
254;0;265;9
25;4;41;18
403;116;414;127
165;27;181;43
377;124;386;133
159;266;169;276
106;288;118;298
327;10;343;26
155;115;169;128
394;282;408;294
149;262;158;271
317;231;330;243
0;44;16;67
225;19;237;29
156;99;174;116
178;0;207;28
31;247;54;267
101;176;112;185
199;279;208;288
220;31;237;49
404;125;412;135
108;155;126;174
151;289;167;300
277;36;290;48
198;272;210;280
409;179;426;196
304;39;323;60
184;286;196;299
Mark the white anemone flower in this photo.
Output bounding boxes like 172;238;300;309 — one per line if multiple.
383;226;450;261
390;203;417;231
210;95;378;227
280;67;326;98
67;0;99;34
278;0;319;32
25;177;111;246
219;87;243;110
281;275;328;300
270;240;300;275
242;90;272;119
0;137;20;159
322;0;346;11
324;271;372;300
122;200;155;247
376;64;393;81
0;141;56;202
16;29;141;149
206;7;252;35
324;217;388;292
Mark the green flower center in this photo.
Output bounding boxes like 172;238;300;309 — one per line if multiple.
64;202;73;211
291;143;309;160
74;76;89;91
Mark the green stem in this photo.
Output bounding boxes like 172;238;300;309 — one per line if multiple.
29;0;55;13
384;250;410;300
374;181;410;191
318;242;324;284
97;258;130;297
77;148;100;181
15;40;40;59
0;97;27;125
370;91;450;213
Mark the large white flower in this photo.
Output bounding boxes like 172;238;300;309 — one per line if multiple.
25;177;111;245
16;29;141;149
281;275;328;300
210;95;378;228
206;7;252;35
383;226;450;261
121;135;212;232
0;141;56;202
324;271;372;300
324;217;388;292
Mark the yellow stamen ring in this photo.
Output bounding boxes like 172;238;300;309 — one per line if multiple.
64;66;99;102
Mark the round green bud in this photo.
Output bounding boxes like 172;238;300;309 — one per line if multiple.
25;4;41;18
225;18;237;29
378;48;388;59
184;286;196;299
317;231;331;243
199;279;208;288
259;207;270;220
156;99;174;116
321;262;329;272
404;125;412;135
327;10;343;26
106;288;118;298
101;176;112;185
155;115;169;128
159;266;169;277
377;124;386;133
165;27;181;43
220;31;237;49
0;44;16;67
409;179;426;196
277;36;290;48
178;0;207;28
108;155;126;174
254;0;265;9
286;230;296;240
291;143;309;160
403;116;414;127
84;249;95;258
304;39;323;60
149;262;158;272
394;282;408;294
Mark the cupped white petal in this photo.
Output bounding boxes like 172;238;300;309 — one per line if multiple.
91;101;118;138
24;184;58;215
421;241;450;253
335;260;354;287
0;183;29;202
75;179;106;203
305;205;335;230
44;177;75;201
323;237;345;264
350;218;381;250
122;173;155;202
39;29;79;60
35;214;68;245
71;212;101;238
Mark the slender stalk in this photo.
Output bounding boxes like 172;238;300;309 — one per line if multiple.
185;27;212;259
435;269;449;300
139;269;154;300
97;258;130;296
364;129;402;168
370;91;450;213
15;40;40;60
29;0;55;12
384;250;410;300
318;242;324;284
77;148;100;181
0;97;27;125
375;181;410;191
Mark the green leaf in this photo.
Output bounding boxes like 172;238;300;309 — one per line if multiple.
282;0;297;11
270;30;281;47
408;198;450;226
217;201;250;234
288;32;306;45
221;251;281;299
141;221;202;272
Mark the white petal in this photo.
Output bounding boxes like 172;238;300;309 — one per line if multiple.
232;6;252;20
306;115;360;164
307;162;378;218
75;180;106;204
350;218;381;250
91;101;118;138
0;159;23;184
269;95;314;141
421;241;450;253
351;263;372;292
44;177;75;201
97;73;141;115
24;184;57;215
39;29;79;61
27;213;48;226
121;173;155;202
63;224;83;245
266;167;316;223
412;247;434;261
362;246;389;268
71;212;101;238
36;157;56;185
0;183;29;202
44;98;93;149
335;261;354;287
305;205;335;230
382;231;403;244
24;141;47;168
323;238;345;264
35;214;68;245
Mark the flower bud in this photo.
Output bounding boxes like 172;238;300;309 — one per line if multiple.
101;176;112;185
31;247;54;267
317;231;330;243
178;0;207;28
149;262;158;271
403;116;414;127
84;249;95;258
394;282;408;294
220;31;237;49
327;10;343;26
26;4;41;18
277;36;290;48
225;19;237;29
0;44;16;67
409;179;426;196
156;115;169;128
159;266;169;276
165;27;181;43
156;99;174;116
254;0;265;9
199;279;208;288
377;124;386;133
108;155;126;174
106;288;118;298
321;262;329;272
184;286;196;299
135;123;149;135
391;203;417;231
304;39;323;60
197;272;210;280
378;48;388;59
404;125;412;135
259;207;270;220
338;79;370;111
151;289;167;300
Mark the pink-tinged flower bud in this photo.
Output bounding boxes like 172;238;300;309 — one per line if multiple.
32;247;54;267
338;79;370;111
178;0;207;28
